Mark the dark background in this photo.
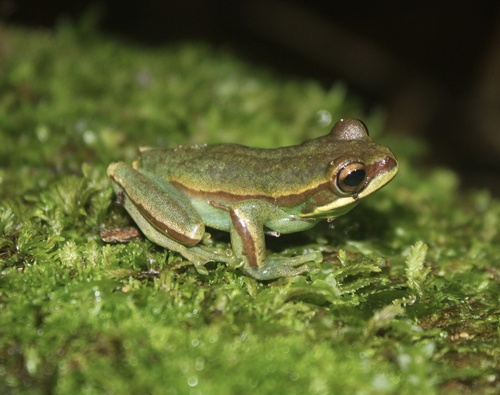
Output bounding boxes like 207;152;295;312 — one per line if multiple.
3;0;500;193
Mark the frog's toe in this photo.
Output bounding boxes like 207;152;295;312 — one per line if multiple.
190;258;209;275
243;251;323;280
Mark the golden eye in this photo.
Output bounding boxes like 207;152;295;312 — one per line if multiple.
335;162;366;195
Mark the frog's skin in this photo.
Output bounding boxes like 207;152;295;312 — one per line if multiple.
107;118;398;280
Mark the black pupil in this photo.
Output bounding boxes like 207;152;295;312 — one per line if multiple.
344;169;366;187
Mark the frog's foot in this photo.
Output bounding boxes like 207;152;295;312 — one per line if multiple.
242;251;323;281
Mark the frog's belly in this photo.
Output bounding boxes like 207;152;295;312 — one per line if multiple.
265;216;320;234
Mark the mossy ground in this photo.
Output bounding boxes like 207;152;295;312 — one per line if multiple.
1;21;499;395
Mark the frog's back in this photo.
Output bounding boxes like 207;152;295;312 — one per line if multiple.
139;136;347;198
137;119;386;198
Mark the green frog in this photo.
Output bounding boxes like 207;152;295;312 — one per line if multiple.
107;118;398;280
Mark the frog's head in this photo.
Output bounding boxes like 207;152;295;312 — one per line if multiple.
301;118;398;218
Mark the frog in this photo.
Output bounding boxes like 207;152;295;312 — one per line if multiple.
107;118;398;280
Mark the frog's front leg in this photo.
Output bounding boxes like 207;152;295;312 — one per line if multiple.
107;163;236;273
221;200;323;280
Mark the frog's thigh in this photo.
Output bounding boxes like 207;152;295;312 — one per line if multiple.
108;162;205;246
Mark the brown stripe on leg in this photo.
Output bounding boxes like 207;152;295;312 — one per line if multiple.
229;209;260;269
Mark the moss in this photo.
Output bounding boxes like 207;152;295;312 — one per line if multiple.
1;22;499;395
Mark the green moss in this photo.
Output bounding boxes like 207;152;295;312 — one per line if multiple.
1;22;499;395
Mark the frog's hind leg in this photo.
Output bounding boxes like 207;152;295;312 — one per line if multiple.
108;162;205;244
108;162;234;272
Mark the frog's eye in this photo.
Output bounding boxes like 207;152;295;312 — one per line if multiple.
334;162;367;195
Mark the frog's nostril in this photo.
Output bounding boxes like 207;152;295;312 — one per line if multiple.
367;156;398;180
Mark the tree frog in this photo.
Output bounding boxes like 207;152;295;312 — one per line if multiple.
107;118;398;280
